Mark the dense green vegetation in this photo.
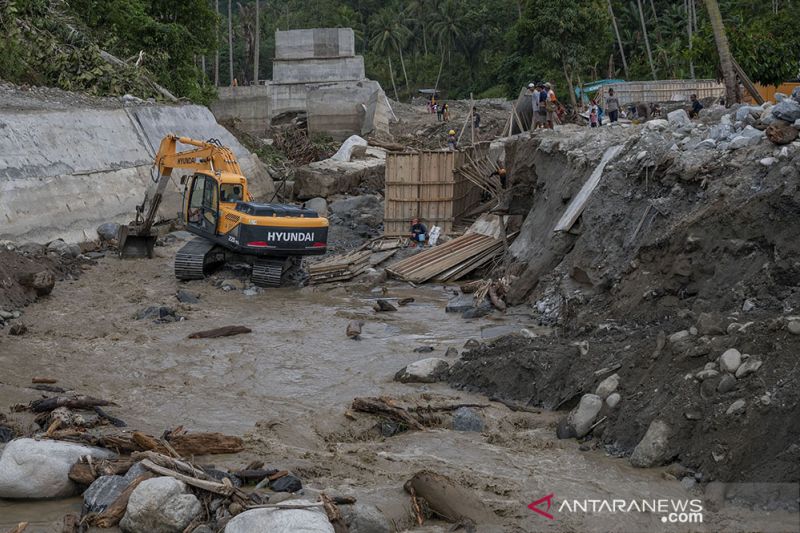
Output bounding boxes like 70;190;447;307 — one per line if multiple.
0;0;798;103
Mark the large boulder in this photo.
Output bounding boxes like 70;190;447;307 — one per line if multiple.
328;194;383;224
331;135;368;162
667;109;691;127
566;394;603;438
120;477;202;533
394;358;450;383
225;507;334;533
766;121;799;145
19;270;55;296
342;503;392;533
304;197;329;218
83;474;129;514
96;222;121;242
0;438;115;498
771;99;800;123
630;420;671;468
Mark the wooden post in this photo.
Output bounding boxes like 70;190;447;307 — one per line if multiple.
731;57;764;105
470;92;475;145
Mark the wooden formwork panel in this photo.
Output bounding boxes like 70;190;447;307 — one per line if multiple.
598;79;724;105
384;149;480;236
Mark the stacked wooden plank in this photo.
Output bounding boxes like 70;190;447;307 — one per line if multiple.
307;250;371;284
386;233;504;284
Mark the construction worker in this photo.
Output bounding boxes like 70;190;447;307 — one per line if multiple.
689;94;704;118
409;217;427;248
443;102;450;121
447;129;457;151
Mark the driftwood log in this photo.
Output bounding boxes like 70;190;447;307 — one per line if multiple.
68;458;134;485
188;325;251;339
31;377;58;384
321;492;349;533
29;395;115;413
351;397;424;430
4;523;28;533
403;471;497;525
100;431;243;455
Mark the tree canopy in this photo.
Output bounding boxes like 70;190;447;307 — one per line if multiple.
1;0;798;103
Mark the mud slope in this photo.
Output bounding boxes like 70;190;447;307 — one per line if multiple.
450;120;800;483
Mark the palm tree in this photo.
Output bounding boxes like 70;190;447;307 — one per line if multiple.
703;0;736;105
429;0;465;90
636;0;657;79
608;0;629;78
253;0;259;83
369;9;411;100
227;0;233;85
214;0;219;86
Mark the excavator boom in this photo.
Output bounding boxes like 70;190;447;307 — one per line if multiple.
119;135;244;258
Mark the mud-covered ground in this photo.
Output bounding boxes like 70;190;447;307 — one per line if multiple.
3;238;797;532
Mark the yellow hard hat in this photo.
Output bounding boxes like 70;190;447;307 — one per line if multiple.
448;129;456;135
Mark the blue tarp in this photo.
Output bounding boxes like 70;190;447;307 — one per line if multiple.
575;79;626;103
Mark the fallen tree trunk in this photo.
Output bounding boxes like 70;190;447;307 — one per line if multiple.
69;458;134;485
140;459;234;496
351;397;424;430
321;492;349;533
188;325;252;339
29;395;115;413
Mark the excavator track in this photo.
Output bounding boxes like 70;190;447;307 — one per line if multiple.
174;238;217;280
251;258;285;287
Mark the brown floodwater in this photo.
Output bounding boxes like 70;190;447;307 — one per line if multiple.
1;243;797;532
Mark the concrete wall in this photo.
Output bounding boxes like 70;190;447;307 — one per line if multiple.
270;83;311;119
209;85;271;134
306;81;392;140
275;28;355;60
272;57;365;84
0;104;274;244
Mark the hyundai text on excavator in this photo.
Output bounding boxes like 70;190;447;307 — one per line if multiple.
119;135;328;286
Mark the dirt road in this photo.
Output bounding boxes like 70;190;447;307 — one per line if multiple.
1;239;796;532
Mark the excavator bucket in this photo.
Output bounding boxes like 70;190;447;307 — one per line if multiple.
118;225;156;259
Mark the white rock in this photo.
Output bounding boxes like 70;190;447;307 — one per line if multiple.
695;369;719;380
695;138;716;150
788;320;800;335
760;157;776;167
606;392;621;409
0;438;115;499
742;299;755;312
636;151;647;161
735;358;762;378
304;197;328;218
567;394;603;438
646;119;669;130
121;477;201;533
726;399;746;415
225;507;334;533
668;109;691;127
394;358;449;383
330;135;368;162
689;326;698;335
630;420;671;468
668;330;691;344
595;373;620;399
794;119;800;130
719;348;742;373
704;362;717;370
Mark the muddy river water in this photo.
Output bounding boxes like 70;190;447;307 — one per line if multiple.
1;241;796;532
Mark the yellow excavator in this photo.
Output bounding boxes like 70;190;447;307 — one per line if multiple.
119;135;328;286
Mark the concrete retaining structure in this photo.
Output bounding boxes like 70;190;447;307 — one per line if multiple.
210;85;271;134
0;103;273;244
210;27;393;140
275;28;355;60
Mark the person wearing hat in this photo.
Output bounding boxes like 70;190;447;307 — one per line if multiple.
447;129;457;150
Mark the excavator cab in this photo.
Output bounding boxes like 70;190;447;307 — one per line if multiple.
183;172;220;236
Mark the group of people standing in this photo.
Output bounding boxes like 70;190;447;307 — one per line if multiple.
428;97;451;122
528;82;559;130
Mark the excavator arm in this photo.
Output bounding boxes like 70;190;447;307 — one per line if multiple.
120;135;245;258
